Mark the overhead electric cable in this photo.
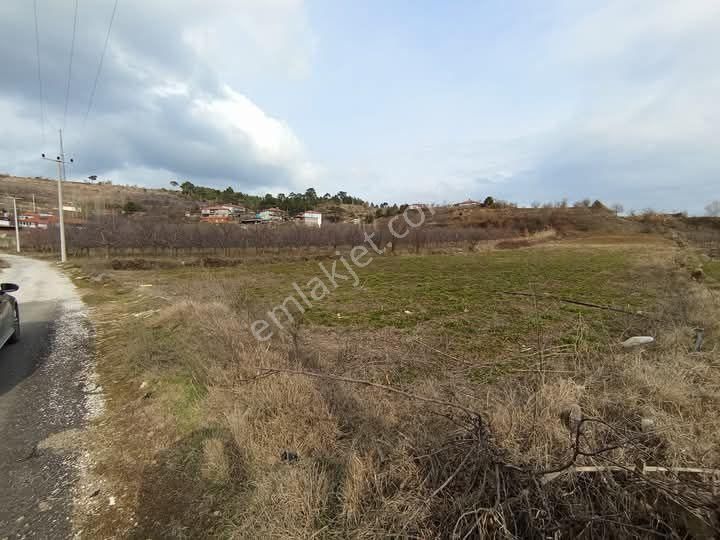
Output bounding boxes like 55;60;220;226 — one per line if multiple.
83;0;119;125
33;0;46;146
62;0;79;131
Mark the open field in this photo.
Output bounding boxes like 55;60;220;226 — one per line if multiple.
68;233;720;537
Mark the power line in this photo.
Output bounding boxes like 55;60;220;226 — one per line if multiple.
83;0;119;126
62;0;79;131
33;0;46;146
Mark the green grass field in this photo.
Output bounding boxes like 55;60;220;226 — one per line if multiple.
72;238;720;538
106;244;664;366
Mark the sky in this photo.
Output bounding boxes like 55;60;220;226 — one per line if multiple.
0;0;718;213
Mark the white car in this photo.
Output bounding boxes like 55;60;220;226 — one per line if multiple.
0;283;20;348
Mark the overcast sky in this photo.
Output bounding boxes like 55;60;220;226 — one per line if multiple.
0;0;718;213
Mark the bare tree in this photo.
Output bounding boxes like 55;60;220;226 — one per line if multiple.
705;200;720;217
611;203;624;216
574;198;591;208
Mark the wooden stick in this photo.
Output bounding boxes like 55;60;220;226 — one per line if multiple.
541;464;720;485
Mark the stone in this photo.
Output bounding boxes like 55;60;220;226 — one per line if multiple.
622;336;655;348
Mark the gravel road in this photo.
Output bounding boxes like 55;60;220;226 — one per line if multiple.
0;254;97;539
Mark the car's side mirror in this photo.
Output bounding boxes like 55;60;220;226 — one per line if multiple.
0;283;19;293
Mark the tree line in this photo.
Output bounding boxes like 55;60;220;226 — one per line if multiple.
177;182;367;214
21;214;543;255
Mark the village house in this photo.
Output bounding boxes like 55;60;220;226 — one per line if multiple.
256;207;286;223
453;199;481;208
200;204;247;223
301;210;322;227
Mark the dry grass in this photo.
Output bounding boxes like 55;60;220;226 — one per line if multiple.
72;237;720;538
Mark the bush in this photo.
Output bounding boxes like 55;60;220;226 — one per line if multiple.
123;201;144;213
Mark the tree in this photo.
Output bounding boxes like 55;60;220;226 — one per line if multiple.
169;180;179;187
180;181;195;195
221;187;235;202
612;203;624;216
574;198;591;208
705;200;720;217
87;175;97;182
531;201;541;208
260;193;277;209
483;196;495;208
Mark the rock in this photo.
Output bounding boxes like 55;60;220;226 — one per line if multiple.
109;496;116;506
280;450;299;463
641;418;655;433
139;381;148;390
621;336;655;348
691;268;705;281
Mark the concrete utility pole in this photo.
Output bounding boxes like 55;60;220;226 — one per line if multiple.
8;197;23;253
41;129;73;263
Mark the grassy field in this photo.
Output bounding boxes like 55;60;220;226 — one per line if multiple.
69;235;720;538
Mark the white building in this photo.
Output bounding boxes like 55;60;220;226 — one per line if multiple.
302;210;322;227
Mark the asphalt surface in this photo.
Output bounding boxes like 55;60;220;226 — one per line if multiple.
0;254;94;539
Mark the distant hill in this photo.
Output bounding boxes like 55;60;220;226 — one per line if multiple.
0;175;377;224
0;175;194;219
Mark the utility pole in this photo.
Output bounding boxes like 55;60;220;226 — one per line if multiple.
7;197;23;253
41;129;73;263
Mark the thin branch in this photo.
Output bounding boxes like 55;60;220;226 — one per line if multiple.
236;365;480;417
500;290;655;319
410;336;467;364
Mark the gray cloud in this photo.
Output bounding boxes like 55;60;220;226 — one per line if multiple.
0;0;316;192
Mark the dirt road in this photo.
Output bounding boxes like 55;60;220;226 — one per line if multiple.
0;254;97;538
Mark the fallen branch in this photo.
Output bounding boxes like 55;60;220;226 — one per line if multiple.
410;337;467;365
238;366;480;417
499;290;653;319
544;465;720;481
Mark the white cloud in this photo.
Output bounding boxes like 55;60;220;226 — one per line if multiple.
193;86;304;165
178;0;316;79
550;0;720;65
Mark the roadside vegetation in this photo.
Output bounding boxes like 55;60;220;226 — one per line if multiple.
67;225;720;538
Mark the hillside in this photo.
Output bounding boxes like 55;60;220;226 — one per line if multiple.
0;175;193;219
0;175;373;223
